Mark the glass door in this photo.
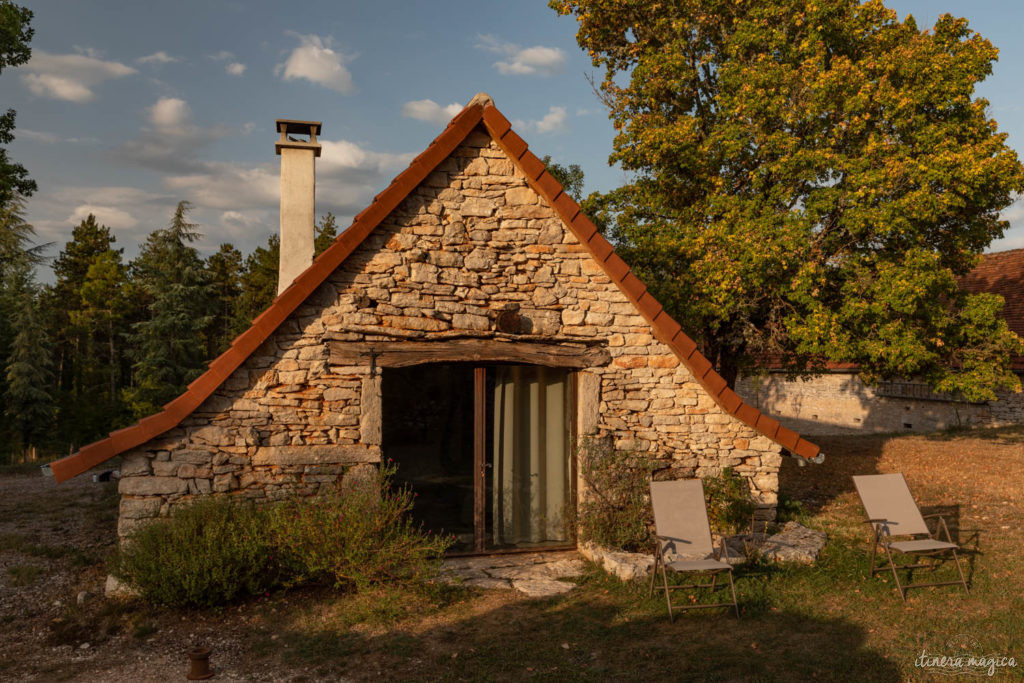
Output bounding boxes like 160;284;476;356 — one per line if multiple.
383;363;574;554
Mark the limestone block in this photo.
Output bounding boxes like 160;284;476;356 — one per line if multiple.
442;221;466;246
465;248;496;270
461;197;496;217
119;476;188;496
119;497;163;520
213;473;238;493
151;461;179;477
252;444;381;466
360;375;382;446
505;186;537;205
191;425;229;446
577;371;601;436
120;454;151;477
452;313;490;330
410;262;438;283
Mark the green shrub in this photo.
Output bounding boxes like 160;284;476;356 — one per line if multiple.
576;437;656;552
703;467;757;535
110;463;451;607
110;497;278;608
268;463;451;590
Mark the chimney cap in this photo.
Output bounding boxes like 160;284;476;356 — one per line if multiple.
276;119;322;136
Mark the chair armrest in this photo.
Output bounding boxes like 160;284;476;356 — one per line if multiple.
921;514;946;520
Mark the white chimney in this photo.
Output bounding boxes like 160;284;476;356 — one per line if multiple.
275;119;322;294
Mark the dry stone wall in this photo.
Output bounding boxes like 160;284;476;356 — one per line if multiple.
116;126;782;539
737;372;1023;435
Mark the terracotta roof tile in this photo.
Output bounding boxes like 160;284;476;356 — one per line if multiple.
48;97;820;483
961;248;1024;370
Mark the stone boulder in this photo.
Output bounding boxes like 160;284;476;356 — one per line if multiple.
760;522;827;564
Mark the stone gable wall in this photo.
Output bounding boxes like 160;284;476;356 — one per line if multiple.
116;127;782;538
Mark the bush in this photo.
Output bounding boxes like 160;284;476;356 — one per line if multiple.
576;437;656;552
110;463;451;608
268;463;451;591
703;467;757;535
110;497;277;608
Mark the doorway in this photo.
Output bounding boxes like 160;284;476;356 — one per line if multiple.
382;363;574;554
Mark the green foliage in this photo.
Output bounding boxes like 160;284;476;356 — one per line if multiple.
702;467;757;535
0;1;36;206
315;211;339;255
553;0;1024;398
4;258;53;456
110;497;278;608
540;155;585;201
111;464;451;608
576;436;656;552
124;201;214;419
205;242;243;357
268;462;452;590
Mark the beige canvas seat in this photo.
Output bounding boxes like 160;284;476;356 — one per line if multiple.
648;479;739;620
853;473;969;601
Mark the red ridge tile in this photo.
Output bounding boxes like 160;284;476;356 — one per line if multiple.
482;105;512;138
499;130;528;159
518;151;546;181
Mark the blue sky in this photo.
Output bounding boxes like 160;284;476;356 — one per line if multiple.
6;0;1024;277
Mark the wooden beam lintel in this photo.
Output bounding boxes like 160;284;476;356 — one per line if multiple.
329;339;611;369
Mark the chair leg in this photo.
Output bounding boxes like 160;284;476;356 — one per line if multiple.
661;562;675;623
868;526;880;574
951;549;970;595
884;545;906;602
648;548;660;599
727;570;739;619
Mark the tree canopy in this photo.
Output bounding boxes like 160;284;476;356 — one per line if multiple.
552;0;1024;399
0;0;36;207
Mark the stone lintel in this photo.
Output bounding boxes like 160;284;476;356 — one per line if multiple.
252;444;380;466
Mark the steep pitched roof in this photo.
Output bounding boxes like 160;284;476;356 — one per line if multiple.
961;248;1024;371
49;96;821;483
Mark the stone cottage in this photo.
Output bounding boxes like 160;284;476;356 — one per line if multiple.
50;94;820;554
736;248;1024;435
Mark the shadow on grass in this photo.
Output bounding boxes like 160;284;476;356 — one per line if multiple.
262;571;904;681
778;434;888;515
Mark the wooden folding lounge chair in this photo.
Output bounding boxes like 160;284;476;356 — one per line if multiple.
853;473;970;602
648;479;739;621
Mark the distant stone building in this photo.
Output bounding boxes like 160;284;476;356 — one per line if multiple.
737;248;1024;435
50;94;819;553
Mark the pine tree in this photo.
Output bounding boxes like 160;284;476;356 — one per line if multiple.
205;243;242;357
124;201;214;419
47;214;123;448
4;258;53;460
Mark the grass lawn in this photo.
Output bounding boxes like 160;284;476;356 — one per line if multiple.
1;427;1021;680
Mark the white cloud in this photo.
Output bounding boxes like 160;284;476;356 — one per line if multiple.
114;97;231;172
276;33;354;93
513;106;569;135
138;51;179;65
67;204;138;229
19;50;136;102
401;99;463;125
149;97;192;133
17;128;59;144
225;62;246;76
475;35;565;77
209;50;235;61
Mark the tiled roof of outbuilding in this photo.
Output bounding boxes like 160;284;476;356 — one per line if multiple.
49;96;820;483
961;247;1024;371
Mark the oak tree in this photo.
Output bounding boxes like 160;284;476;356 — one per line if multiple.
553;0;1024;399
